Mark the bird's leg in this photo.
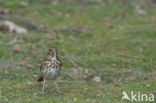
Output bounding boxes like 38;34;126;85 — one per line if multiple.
54;80;59;93
42;79;46;93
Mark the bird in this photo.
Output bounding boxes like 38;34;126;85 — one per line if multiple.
38;47;62;93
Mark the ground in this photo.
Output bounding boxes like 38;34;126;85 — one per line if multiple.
0;1;156;103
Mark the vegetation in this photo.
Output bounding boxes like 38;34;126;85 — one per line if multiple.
0;0;155;103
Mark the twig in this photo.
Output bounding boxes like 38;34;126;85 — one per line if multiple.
54;27;82;33
117;53;144;59
102;35;135;48
65;55;82;69
0;14;46;31
111;35;134;42
0;15;82;33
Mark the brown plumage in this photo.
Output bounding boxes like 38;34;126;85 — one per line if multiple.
38;47;62;93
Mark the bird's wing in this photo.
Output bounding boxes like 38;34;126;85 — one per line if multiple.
57;59;62;70
40;56;49;72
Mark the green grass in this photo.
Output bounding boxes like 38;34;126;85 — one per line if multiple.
0;1;156;103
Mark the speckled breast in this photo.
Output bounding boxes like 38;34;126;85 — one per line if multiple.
44;68;60;80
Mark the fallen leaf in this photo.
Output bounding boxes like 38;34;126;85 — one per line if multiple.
0;8;11;14
115;83;121;87
25;64;34;69
83;69;89;79
92;99;99;103
72;65;83;79
86;99;90;102
84;69;89;74
74;97;77;102
34;74;37;78
136;9;147;15
4;70;8;74
27;81;34;86
93;76;101;83
65;13;70;18
18;61;27;67
18;61;34;69
9;37;23;45
33;93;38;96
146;84;150;87
9;38;17;45
12;44;20;53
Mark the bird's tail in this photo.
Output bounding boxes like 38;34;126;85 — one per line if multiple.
38;76;43;82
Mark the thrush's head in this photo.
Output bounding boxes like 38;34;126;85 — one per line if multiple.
48;47;58;57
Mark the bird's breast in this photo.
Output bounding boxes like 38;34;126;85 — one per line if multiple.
44;68;60;80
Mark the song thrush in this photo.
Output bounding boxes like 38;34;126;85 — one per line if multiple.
38;47;62;93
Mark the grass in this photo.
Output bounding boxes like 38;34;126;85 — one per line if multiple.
0;1;156;103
